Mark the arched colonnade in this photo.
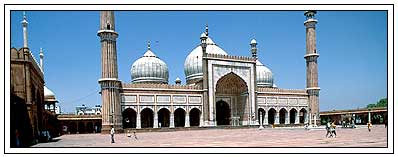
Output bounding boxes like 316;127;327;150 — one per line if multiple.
122;106;202;129
258;107;308;125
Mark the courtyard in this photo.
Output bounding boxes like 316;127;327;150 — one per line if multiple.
31;125;387;147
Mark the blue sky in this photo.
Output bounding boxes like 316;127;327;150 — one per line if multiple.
10;11;387;113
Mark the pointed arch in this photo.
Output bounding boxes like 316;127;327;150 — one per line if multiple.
215;72;248;125
299;108;308;124
122;108;137;129
158;108;170;127
140;108;154;128
174;108;186;127
279;108;288;124
268;108;277;125
289;108;298;124
216;72;248;95
189;108;201;126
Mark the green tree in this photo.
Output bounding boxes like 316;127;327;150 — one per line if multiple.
367;98;387;108
376;98;387;107
367;103;376;108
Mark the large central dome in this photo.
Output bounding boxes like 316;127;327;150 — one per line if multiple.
131;43;169;84
184;35;228;84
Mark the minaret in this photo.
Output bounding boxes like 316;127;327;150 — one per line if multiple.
97;11;122;132
21;11;28;48
39;48;44;72
200;31;211;126
250;38;259;126
304;11;320;126
21;11;32;105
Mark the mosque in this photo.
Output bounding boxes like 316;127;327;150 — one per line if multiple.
98;11;320;132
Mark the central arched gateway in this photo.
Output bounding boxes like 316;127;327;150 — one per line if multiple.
215;72;249;126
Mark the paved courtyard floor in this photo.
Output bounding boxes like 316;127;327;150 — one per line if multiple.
32;125;387;147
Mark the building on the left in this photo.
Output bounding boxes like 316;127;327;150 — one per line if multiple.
10;12;59;147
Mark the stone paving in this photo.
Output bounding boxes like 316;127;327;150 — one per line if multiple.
32;125;387;147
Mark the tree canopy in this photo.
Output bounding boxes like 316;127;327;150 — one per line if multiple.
367;98;387;108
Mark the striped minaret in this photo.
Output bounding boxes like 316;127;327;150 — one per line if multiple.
97;11;122;132
304;11;320;126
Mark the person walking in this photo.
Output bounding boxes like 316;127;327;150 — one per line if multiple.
385;120;387;128
367;122;372;132
325;121;331;138
133;131;138;140
330;121;337;138
110;126;115;143
304;123;309;130
126;130;131;138
15;129;20;147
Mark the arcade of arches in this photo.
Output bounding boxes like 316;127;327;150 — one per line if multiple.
122;107;202;129
58;106;308;135
58;115;102;134
258;107;308;125
215;72;248;126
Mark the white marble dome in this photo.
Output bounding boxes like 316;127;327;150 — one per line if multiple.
131;45;169;84
184;36;228;83
256;60;274;87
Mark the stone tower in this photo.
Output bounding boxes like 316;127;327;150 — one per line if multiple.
97;11;122;132
304;11;320;126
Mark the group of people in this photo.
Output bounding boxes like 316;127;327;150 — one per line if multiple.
110;126;138;143
325;121;337;138
325;120;379;138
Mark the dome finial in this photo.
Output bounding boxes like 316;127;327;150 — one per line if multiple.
205;23;209;36
23;11;27;20
147;40;151;50
175;77;181;85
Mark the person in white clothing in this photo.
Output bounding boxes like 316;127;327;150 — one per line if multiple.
110;126;115;143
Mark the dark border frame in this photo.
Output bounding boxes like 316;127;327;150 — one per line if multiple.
4;3;394;154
